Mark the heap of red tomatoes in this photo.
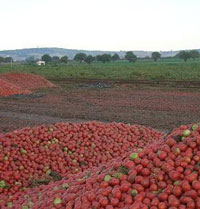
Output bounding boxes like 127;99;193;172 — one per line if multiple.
1;122;200;208
0;78;30;96
0;121;163;197
0;73;56;91
0;73;56;96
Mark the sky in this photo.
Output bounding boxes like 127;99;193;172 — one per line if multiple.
0;0;200;51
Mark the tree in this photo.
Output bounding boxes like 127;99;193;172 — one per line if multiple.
190;50;199;59
74;53;87;63
4;57;13;63
177;51;191;62
42;54;52;63
125;51;137;62
96;55;102;62
0;56;4;63
52;56;60;63
60;56;68;64
98;54;112;63
84;55;94;64
25;56;35;64
112;53;120;61
151;52;161;62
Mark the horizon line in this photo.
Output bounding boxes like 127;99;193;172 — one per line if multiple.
0;46;199;53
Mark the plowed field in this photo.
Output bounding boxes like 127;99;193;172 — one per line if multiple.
0;80;200;133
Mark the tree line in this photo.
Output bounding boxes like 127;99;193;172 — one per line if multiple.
0;56;13;63
40;52;138;64
175;50;200;62
40;55;69;64
40;53;121;64
40;50;200;64
1;50;199;65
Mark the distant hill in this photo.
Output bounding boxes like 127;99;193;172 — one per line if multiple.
0;47;199;61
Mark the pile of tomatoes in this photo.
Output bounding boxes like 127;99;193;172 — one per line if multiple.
0;73;56;96
0;121;163;198
1;122;200;208
0;73;56;90
0;78;31;96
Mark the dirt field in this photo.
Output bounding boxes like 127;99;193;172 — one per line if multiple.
1;79;200;133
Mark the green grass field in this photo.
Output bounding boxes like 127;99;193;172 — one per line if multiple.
1;58;200;81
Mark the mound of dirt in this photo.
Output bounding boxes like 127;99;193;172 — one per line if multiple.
0;78;31;96
0;73;56;90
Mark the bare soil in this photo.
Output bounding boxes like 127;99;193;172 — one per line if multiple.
1;79;200;133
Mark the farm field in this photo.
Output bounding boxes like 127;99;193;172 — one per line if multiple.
0;78;200;133
1;59;200;133
1;58;200;81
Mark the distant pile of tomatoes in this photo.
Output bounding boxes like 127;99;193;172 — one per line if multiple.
0;78;30;96
1;122;200;208
0;73;55;96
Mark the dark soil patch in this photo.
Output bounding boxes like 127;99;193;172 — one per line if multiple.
76;82;112;89
6;92;46;99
